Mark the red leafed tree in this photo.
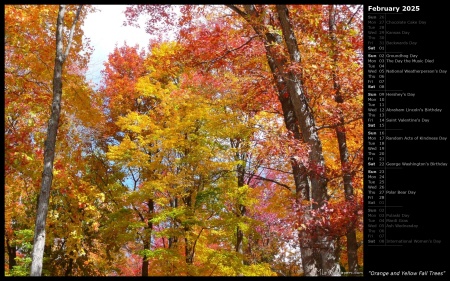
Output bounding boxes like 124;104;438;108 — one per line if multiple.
125;4;363;276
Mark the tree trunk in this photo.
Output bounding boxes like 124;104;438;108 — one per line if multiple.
328;5;359;274
275;5;340;276
228;4;343;276
6;238;17;270
264;40;316;275
233;138;246;258
184;235;194;265
142;239;150;276
141;199;154;276
64;258;73;276
169;197;178;249
275;5;330;207
335;69;360;272
230;4;333;275
30;5;82;276
183;192;195;266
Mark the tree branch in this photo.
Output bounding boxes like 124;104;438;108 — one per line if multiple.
131;203;146;223
316;116;362;131
63;5;83;62
225;5;247;19
245;162;293;175
245;171;292;191
200;35;259;71
190;227;204;263
347;5;363;26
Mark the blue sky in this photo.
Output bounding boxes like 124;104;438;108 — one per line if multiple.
82;5;152;87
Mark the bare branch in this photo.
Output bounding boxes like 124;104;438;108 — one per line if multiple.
131;203;146;222
63;5;83;62
245;171;292;191
347;5;363;26
225;4;247;18
316;116;362;131
200;35;259;71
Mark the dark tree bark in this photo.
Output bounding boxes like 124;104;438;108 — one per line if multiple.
328;5;359;274
141;199;154;276
64;258;73;276
182;196;195;265
181;183;197;266
6;238;17;270
184;234;194;265
168;197;178;249
30;5;83;276
142;239;150;276
232;138;247;257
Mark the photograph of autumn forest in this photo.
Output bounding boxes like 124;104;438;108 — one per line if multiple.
4;5;363;276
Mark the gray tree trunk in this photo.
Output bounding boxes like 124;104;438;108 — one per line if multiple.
263;39;316;276
227;4;339;276
30;5;82;276
275;5;340;276
240;5;318;275
328;5;359;274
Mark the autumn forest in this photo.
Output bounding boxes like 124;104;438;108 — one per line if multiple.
4;5;363;276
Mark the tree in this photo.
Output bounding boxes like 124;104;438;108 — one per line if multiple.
5;5;106;276
5;4;363;276
327;5;363;273
223;5;339;275
30;5;83;276
96;43;153;276
5;6;59;272
125;4;363;276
